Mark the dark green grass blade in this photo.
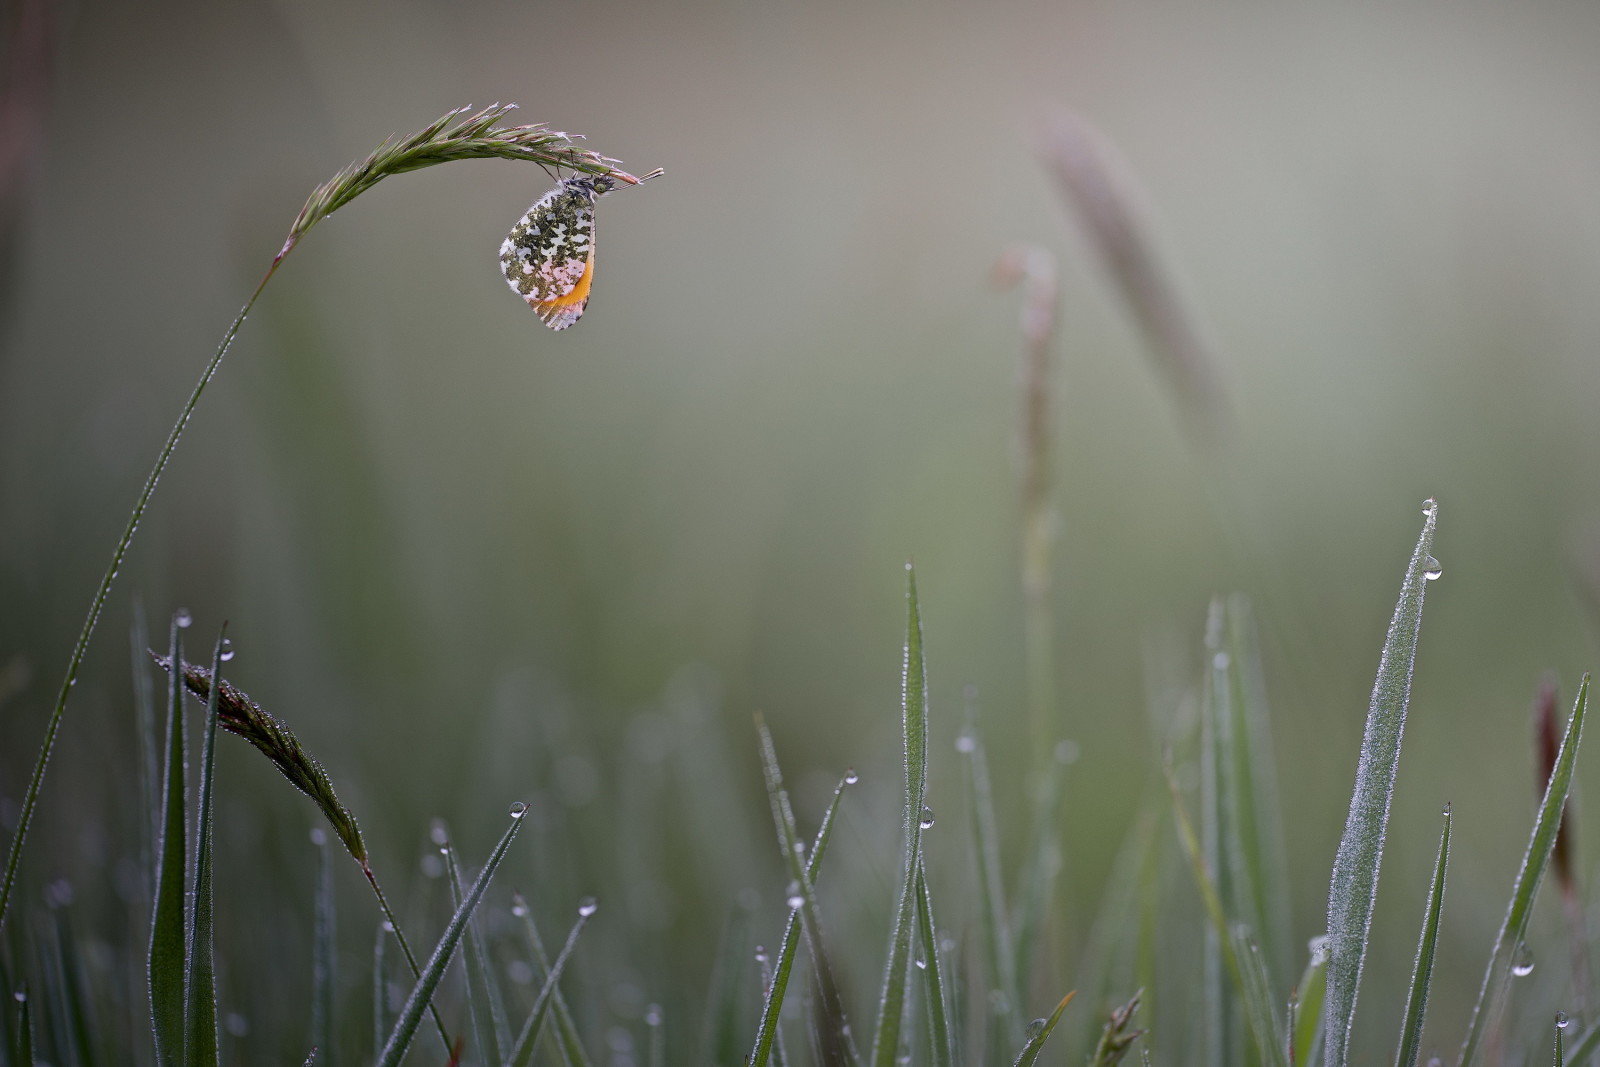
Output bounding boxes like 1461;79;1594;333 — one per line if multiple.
870;565;931;1067
749;770;855;1067
445;842;507;1066
149;617;188;1066
183;630;226;1067
1010;991;1074;1067
131;603;161;904
958;705;1024;1055
513;894;594;1067
1324;501;1439;1067
1558;1016;1569;1067
755;949;790;1067
372;922;389;1061
914;862;953;1067
1458;676;1589;1067
505;903;594;1067
1394;806;1451;1067
376;806;526;1067
14;984;33;1066
1291;937;1328;1067
312;829;336;1066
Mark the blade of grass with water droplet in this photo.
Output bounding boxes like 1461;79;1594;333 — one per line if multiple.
915;862;953;1067
513;894;594;1067
445;842;508;1066
748;769;855;1067
1394;806;1451;1067
311;830;336;1067
958;705;1024;1057
182;631;225;1067
376;808;524;1067
1291;939;1327;1067
505;904;594;1067
1324;502;1439;1067
870;566;931;1067
1010;991;1074;1067
149;616;188;1066
1458;675;1589;1067
13;983;32;1065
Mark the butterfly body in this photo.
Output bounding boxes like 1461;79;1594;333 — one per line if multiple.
499;173;615;330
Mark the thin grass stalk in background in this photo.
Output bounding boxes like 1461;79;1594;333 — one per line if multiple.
869;566;932;1067
1559;1014;1570;1067
1228;926;1287;1067
1010;991;1074;1067
445;841;508;1066
646;1004;665;1067
47;911;96;1067
748;770;855;1067
1393;806;1451;1067
130;604;160;906
1567;1018;1600;1065
181;630;226;1067
513;893;594;1067
1535;679;1591;1020
376;803;526;1067
1198;614;1235;1067
311;829;336;1066
1458;676;1590;1067
1012;755;1066;1014
1291;938;1328;1067
957;699;1024;1056
914;863;954;1067
372;922;388;1063
1324;500;1440;1067
148;617;188;1066
700;909;752;1065
505;902;594;1067
0;102;656;939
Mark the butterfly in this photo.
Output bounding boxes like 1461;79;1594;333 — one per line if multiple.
499;173;616;330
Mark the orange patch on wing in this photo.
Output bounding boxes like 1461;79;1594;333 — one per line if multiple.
531;253;594;318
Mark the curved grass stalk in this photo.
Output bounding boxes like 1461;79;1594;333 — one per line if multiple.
0;102;655;938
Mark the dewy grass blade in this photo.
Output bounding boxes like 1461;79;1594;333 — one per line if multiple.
376;804;526;1067
513;894;594;1067
1291;937;1328;1067
311;829;336;1067
1010;991;1075;1067
183;629;227;1067
958;701;1024;1054
149;616;188;1066
445;841;506;1066
870;565;932;1067
748;769;855;1067
915;862;954;1067
1394;806;1451;1067
1324;499;1440;1067
1458;676;1589;1067
505;902;595;1067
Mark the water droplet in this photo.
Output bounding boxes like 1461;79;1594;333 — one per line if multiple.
1557;1011;1571;1029
1422;556;1442;581
1054;738;1080;765
904;560;913;572
644;1004;663;1027
429;819;449;846
1422;497;1438;518
381;920;395;932
955;731;976;754
175;609;193;629
920;806;935;829
1425;1057;1443;1067
578;896;599;918
1511;941;1535;977
508;801;528;819
1308;934;1330;965
12;990;24;1003
787;893;804;909
1026;1018;1047;1039
844;768;859;784
793;841;806;855
914;958;927;970
1212;651;1230;671
511;902;527;917
219;638;235;661
309;828;326;846
754;945;768;964
939;938;956;953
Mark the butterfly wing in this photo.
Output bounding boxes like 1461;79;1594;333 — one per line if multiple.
499;176;606;331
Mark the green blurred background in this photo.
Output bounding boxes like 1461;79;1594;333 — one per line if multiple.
6;0;1600;1062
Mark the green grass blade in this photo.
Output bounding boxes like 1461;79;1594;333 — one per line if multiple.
700;908;752;1065
1291;937;1328;1067
1228;925;1287;1067
376;805;526;1067
748;770;855;1067
445;841;507;1066
372;921;389;1061
1199;608;1237;1067
131;602;161;905
183;630;226;1067
1324;500;1439;1067
957;703;1024;1055
149;616;188;1067
1458;675;1590;1067
505;902;595;1067
1557;1015;1568;1067
753;726;857;1067
14;984;33;1066
755;949;790;1067
312;829;336;1066
870;564;931;1067
646;1004;665;1067
513;893;594;1067
1010;991;1075;1067
1394;806;1451;1067
914;861;954;1067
